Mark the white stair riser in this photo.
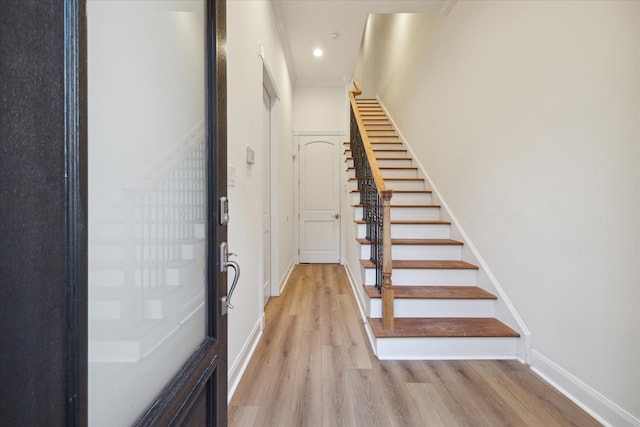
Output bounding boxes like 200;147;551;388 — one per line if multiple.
346;158;413;168
373;336;518;360
348;169;417;179
363;266;477;286
349;179;424;191
359;244;463;261
353;206;440;221
345;149;408;158
362;121;390;126
368;298;496;318
368;132;398;139
365;128;395;134
351;192;433;205
370;143;406;150
357;223;450;239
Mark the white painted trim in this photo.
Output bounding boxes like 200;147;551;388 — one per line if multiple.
343;262;377;355
278;258;295;295
344;262;367;321
269;0;296;83
293;129;345;136
376;96;532;362
530;349;640;427
262;59;280;101
227;313;265;403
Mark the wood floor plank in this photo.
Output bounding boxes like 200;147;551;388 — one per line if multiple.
228;264;601;427
347;369;395;427
321;345;357;427
470;360;575;427
405;382;461;427
228;405;258;426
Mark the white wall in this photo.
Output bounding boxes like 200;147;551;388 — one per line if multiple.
293;85;348;132
353;2;640;424
226;0;295;393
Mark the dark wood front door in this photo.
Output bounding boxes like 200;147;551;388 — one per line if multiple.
87;0;228;425
0;0;227;425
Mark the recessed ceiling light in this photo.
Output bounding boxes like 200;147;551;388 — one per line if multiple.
313;48;323;57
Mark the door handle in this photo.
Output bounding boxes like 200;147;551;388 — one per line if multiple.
334;213;340;219
220;242;240;315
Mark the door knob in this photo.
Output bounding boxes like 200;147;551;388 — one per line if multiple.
334;213;340;219
220;242;241;315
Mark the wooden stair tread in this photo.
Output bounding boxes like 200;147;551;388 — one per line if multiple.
344;142;404;147
363;285;496;300
360;259;478;270
356;238;461;246
368;317;520;338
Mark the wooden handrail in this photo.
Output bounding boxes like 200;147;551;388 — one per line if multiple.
349;82;386;196
352;79;362;96
349;79;394;331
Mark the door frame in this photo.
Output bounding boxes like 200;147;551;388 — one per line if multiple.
294;130;345;264
261;59;280;297
0;0;88;424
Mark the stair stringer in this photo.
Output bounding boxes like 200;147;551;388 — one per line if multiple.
375;96;531;363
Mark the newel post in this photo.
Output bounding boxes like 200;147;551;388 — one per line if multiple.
381;189;394;330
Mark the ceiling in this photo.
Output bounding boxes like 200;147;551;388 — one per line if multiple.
271;0;454;86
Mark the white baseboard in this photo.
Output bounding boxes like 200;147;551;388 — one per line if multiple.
343;262;367;321
343;262;377;355
227;313;264;403
279;259;295;295
530;349;640;427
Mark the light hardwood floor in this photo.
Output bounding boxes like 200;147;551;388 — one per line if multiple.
229;264;601;427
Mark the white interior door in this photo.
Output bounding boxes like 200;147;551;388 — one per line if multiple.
262;86;271;307
299;135;341;263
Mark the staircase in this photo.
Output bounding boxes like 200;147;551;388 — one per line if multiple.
345;98;520;360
